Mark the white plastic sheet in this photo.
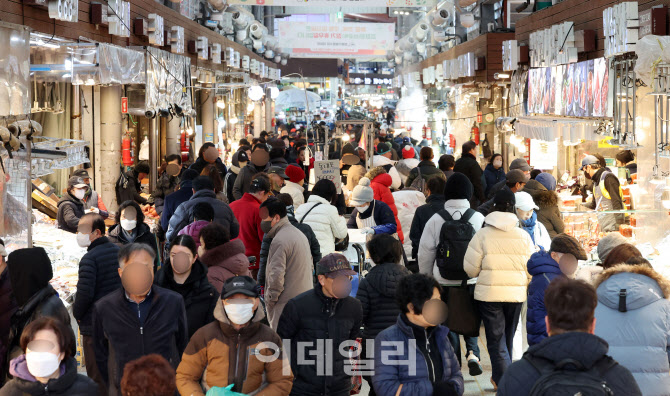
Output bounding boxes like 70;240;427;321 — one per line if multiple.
70;44;145;85
145;47;192;113
0;23;30;116
634;35;670;87
516;116;602;142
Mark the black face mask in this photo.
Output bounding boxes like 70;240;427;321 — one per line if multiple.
584;170;592;180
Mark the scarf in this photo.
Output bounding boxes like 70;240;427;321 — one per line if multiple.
519;211;538;244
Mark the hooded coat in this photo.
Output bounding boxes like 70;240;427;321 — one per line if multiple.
224;163;241;204
232;162;271;201
497;332;642;396
229;193;264;267
176;301;293;396
365;167;404;243
160;178;194;233
166;190;240;243
453;153;485;208
371;155;402;190
463;211;535;302
523;179;565;238
177;220;210;248
199;240;250;294
154;259;219;338
1;356;97;396
295;194;348;258
594;264;670;396
526;250;563;346
409;194;446;260
356;263;410;341
56;192;85;233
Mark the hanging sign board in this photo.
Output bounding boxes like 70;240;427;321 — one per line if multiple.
277;21;394;59
527;58;610;117
229;0;437;5
121;97;128;114
530;139;557;170
314;160;341;193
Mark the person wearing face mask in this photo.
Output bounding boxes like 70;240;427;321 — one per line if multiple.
347;177;398;238
0;317;97;395
5;248;75;381
72;213;120;395
56;176;88;233
233;144;271;200
485;158;532;200
261;198;313;329
72;169;108;219
176;276;293;395
277;254;363;396
108;200;160;272
93;243;188;396
526;234;586;347
373;273;464;396
581;155;625;232
523;173;565;239
483;154;506;197
154;235;218;338
515;191;551;250
476;169;528;217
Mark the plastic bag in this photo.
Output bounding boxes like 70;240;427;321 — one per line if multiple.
634;35;670;87
206;384;247;396
139;136;149;161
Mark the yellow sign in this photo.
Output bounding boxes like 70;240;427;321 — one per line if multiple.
598;138;619;148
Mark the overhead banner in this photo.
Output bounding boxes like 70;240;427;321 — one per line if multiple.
230;0;436;6
527;58;611;118
278;21;394;59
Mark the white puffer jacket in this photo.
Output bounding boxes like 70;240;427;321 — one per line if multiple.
280;180;305;210
295;194;348;257
464;211;535;303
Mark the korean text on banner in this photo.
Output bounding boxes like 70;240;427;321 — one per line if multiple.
278;22;394;59
229;0;436;6
314;160;341;194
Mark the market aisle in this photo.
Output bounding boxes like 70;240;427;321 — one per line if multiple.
359;325;496;395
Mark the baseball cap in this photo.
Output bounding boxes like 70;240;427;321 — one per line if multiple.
514;191;539;211
581;155;600;170
316;253;357;277
268;166;289;180
376;143;390;155
237;150;249;163
221;276;259;299
509;158;531;172
68;176;87;189
506;169;527;184
72;169;90;179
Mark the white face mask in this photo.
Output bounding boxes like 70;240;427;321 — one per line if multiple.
26;351;62;378
73;189;86;200
76;233;91;248
356;204;369;213
493;160;502;167
120;219;137;231
224;302;255;325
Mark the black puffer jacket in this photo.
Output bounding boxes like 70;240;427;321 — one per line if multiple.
405;160;446;188
72;237;121;336
356;263;410;340
257;207;322;286
154;259;218;338
107;222;160;271
232;162;270;201
0;357;97;396
189;157;227;179
56;192;85;233
409;194;446;260
453;153;485;208
523;180;565;238
0;268;16;387
165;190;240;242
277;285;363;396
116;170;147;205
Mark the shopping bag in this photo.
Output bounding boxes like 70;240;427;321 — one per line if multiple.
445;281;481;337
206;384;247;396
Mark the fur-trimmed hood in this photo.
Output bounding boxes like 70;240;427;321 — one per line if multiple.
595;264;670;310
523;180;558;208
365;166;387;181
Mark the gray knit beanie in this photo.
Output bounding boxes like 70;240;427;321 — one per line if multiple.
350;177;375;206
597;232;628;262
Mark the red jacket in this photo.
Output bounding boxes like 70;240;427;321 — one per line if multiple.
229;193;264;268
370;173;404;243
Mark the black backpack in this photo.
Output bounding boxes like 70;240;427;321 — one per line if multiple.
525;355;616;396
435;209;476;280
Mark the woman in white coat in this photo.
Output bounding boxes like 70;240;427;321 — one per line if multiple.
514;191;551;250
464;189;535;390
295;178;348;257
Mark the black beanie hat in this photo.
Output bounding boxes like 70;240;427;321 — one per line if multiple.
342;143;357;156
7;247;53;306
493;188;516;212
444;172;474;201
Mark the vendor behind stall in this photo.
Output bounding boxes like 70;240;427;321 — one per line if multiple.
73;169;108;219
347;178;398;237
581;155;624;232
57;176;88;233
116;162;150;206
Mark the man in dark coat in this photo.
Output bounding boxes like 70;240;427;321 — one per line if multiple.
497;278;641;396
453;141;485;208
166;176;240;243
486;158;531;199
189;142;227;178
160;169;199;237
5;248;75;380
477;169;527;217
72;213;121;395
409;177;446;261
115;161;150;206
93;243;188;396
108;200;160;272
233;145;271;200
223;150;249;203
405;147;446;188
277;254;363;396
0;239;16;387
57;176;88;233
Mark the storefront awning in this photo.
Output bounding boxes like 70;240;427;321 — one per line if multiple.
516;116;603;142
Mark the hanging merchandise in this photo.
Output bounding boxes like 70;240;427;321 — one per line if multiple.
482;135;492;158
139;136;149;161
470;122;480;144
122;133;134;166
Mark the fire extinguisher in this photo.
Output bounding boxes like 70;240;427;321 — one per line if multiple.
122;133;134;167
180;131;190;163
471;122;480;145
449;134;456;149
422;125;428;140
